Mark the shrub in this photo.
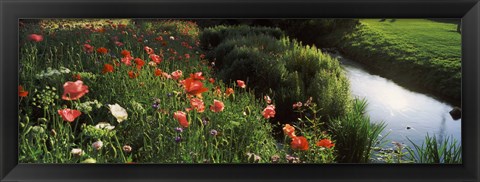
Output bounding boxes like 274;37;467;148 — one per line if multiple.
200;25;284;50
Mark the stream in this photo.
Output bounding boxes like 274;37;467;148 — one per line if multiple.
332;53;462;156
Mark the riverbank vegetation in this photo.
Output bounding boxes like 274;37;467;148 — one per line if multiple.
18;19;461;164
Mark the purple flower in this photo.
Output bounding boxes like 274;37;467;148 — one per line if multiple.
152;103;159;109
202;117;208;125
174;127;183;133
174;136;182;143
210;129;218;136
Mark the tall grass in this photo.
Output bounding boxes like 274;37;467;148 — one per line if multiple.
406;134;462;164
329;99;386;163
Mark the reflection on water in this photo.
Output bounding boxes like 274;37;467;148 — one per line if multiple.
334;54;461;150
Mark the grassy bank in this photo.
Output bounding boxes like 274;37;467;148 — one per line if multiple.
325;19;461;106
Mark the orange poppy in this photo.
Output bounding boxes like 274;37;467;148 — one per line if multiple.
96;47;108;54
174;111;189;128
225;88;234;97
262;105;276;119
18;85;29;97
237;80;246;88
102;64;114;74
154;68;162;76
283;124;296;138
183;78;208;97
291;136;309;151
128;70;138;79
190;72;205;80
316;139;335;149
134;58;145;70
121;50;131;57
189;98;205;113
210;99;225;113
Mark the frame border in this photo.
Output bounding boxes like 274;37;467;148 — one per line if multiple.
1;0;479;182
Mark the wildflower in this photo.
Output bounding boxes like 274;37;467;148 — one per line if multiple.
153;68;162;76
73;74;82;80
96;47;108;54
121;50;131;57
152;103;159;109
144;46;154;55
225;88;234;97
262;105;276;119
286;154;300;163
208;78;215;84
115;41;124;46
316;139;335;149
283;124;296;138
18;85;29;97
171;70;183;80
214;86;222;97
184;54;190;59
121;56;133;65
102;63;114;74
83;44;94;53
174;111;189;128
210;99;225;113
155;36;163;41
162;72;172;79
134;58;145;70
202;117;209;125
189;98;205;113
246;152;261;163
293;102;303;109
27;34;43;42
200;54;205;59
290;136;309;151
128;70;138;79
92;140;103;150
149;54;162;64
174;127;183;133
108;104;128;123
264;95;272;104
183;78;208;97
57;108;81;122
174;136;182;143
169;36;175;40
210;129;218;136
71;148;85;156
62;80;89;100
94;122;115;130
237;80;246;88
190;72;205;80
148;61;157;67
123;145;132;153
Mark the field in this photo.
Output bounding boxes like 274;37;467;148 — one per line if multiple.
329;19;461;105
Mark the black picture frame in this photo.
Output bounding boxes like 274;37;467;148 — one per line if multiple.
1;0;479;181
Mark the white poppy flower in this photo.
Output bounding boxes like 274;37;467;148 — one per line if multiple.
71;148;85;156
108;104;128;123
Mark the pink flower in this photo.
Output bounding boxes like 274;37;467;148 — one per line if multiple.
83;44;94;53
237;80;246;88
144;46;154;55
262;105;276;119
210;99;225;113
115;41;124;46
62;80;89;100
171;70;183;80
121;56;133;66
149;54;162;64
174;111;189;128
58;108;82;122
189;98;205;113
28;34;43;42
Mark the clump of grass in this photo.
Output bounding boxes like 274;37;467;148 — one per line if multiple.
406;134;462;164
329;98;387;163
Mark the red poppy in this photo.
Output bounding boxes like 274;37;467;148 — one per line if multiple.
283;124;296;138
184;54;190;59
171;70;183;80
183;78;209;97
62;80;89;100
155;36;163;41
190;72;205;80
96;47;108;54
210;99;225;113
18;85;29;97
134;58;145;70
102;64;114;74
144;46;154;55
27;34;43;42
83;44;94;53
316;139;335;149
149;54;162;64
121;50;131;57
121;56;133;66
237;80;246;88
154;68;162;76
208;78;215;84
189;98;205;113
262;105;276;119
291;136;309;151
225;88;234;97
174;111;189;128
128;70;138;79
58;108;82;122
